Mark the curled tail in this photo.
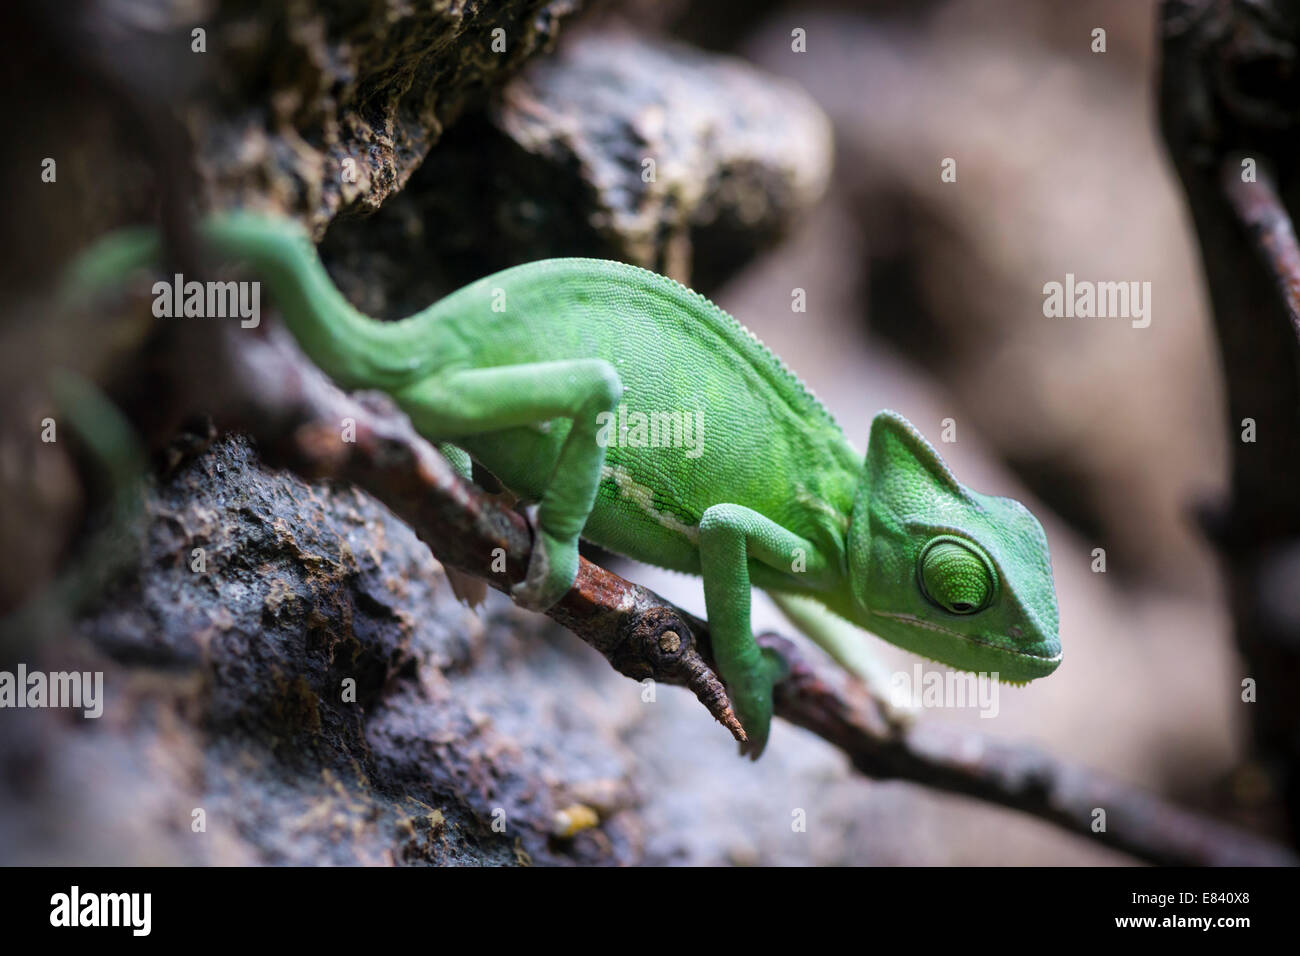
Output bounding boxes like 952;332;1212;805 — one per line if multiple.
58;211;435;391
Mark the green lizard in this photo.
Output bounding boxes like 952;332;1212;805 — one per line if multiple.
62;212;1061;756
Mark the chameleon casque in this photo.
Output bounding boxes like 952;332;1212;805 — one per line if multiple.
65;212;1062;756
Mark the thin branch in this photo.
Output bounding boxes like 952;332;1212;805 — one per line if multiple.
767;632;1295;866
185;318;1296;867
201;323;746;741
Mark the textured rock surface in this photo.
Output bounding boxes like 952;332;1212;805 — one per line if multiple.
318;27;833;316
191;0;584;236
1;0;585;302
0;435;647;865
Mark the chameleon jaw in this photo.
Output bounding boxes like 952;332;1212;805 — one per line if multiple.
868;608;1061;682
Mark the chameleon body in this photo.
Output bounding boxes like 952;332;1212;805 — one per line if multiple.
64;213;1062;755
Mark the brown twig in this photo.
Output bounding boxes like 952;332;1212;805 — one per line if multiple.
199;322;747;740
181;318;1295;866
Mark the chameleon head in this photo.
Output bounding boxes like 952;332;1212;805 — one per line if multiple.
845;411;1061;682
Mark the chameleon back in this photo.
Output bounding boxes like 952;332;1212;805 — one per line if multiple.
417;258;862;574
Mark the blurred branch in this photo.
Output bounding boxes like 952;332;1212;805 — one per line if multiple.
768;631;1295;865
1223;163;1300;347
1160;0;1300;844
160;315;1293;866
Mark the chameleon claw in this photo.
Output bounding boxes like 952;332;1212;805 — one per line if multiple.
738;736;768;761
731;695;774;760
511;528;575;611
509;577;551;612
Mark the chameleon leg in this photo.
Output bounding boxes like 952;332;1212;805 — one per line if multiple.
393;360;623;610
698;503;827;757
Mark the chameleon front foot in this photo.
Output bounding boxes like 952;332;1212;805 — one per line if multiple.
731;647;788;760
735;703;772;760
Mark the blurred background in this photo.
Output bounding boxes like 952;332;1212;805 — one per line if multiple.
0;0;1291;865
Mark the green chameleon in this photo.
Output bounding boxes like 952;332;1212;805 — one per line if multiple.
63;212;1061;756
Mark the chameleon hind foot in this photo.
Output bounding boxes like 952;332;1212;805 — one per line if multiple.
511;526;579;611
394;360;620;612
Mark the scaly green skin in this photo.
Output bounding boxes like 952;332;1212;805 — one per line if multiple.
64;212;1062;756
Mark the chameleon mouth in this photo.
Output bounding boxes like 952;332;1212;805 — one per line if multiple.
962;631;1061;663
869;609;1061;680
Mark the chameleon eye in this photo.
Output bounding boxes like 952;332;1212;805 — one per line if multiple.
918;538;995;615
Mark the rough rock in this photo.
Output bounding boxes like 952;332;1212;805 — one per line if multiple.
0;435;647;865
0;0;584;305
189;0;585;236
317;27;833;315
